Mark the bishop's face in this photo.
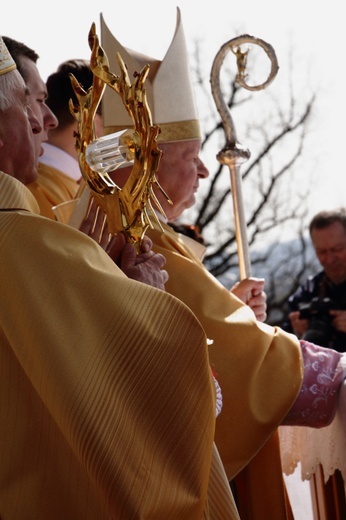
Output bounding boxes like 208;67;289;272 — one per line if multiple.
154;139;209;221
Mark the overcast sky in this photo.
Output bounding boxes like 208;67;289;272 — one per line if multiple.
2;1;341;83
2;0;345;212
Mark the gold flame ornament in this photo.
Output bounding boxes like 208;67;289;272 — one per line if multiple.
70;23;169;250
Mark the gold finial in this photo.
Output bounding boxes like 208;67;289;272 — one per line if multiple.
70;23;169;250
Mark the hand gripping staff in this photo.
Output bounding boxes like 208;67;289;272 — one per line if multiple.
210;35;279;279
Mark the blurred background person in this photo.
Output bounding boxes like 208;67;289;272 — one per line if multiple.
2;36;58;171
288;208;346;351
34;58;104;218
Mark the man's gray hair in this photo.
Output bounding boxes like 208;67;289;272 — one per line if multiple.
0;69;25;111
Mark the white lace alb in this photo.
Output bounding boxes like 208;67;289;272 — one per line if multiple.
280;378;346;483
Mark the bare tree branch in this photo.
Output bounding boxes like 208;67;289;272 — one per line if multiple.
183;41;318;323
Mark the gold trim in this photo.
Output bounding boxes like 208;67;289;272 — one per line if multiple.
0;63;16;76
104;119;201;143
0;37;16;76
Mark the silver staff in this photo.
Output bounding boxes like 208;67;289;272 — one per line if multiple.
210;34;279;279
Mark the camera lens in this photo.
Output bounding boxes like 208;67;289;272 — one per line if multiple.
301;319;330;347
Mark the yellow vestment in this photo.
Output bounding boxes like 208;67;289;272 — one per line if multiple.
147;220;303;519
0;171;239;519
27;162;80;219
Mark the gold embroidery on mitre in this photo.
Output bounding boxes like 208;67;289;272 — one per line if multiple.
0;37;16;76
157;120;201;142
103;120;201;143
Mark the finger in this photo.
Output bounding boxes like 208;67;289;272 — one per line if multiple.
140;235;153;253
251;288;267;298
119;242;138;270
161;269;169;284
330;310;342;317
255;312;267;322
153;270;169;291
146;253;167;270
248;294;266;307
246;277;265;289
107;232;127;264
135;252;167;269
135;250;155;265
79;202;105;238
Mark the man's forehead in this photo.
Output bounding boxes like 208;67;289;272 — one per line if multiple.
313;222;346;235
312;225;346;246
19;56;46;92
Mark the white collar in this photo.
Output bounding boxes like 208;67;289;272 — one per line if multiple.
39;143;81;181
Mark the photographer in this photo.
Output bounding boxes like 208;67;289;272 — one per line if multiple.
288;208;346;351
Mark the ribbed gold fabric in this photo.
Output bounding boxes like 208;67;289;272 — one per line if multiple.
147;221;303;518
233;431;294;520
27;162;80;219
0;171;233;519
208;445;241;519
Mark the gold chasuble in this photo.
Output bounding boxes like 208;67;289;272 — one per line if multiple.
147;220;303;520
0;171;239;519
27;162;80;219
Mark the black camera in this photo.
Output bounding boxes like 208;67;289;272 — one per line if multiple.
298;297;335;347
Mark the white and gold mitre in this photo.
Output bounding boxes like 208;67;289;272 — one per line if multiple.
100;7;200;142
0;36;16;75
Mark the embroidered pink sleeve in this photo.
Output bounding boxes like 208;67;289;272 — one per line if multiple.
283;340;346;427
214;376;223;417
